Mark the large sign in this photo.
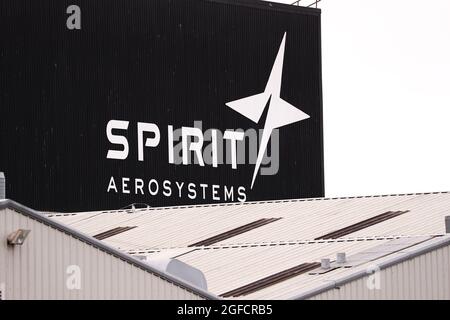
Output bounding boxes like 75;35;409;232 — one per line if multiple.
0;0;324;211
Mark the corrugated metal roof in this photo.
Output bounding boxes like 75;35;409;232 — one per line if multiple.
47;192;450;299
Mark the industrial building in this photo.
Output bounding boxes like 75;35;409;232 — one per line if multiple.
2;191;450;300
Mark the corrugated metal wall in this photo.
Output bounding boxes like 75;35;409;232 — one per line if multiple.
309;244;450;300
0;0;323;212
0;207;204;300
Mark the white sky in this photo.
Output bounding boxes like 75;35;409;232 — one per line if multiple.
269;0;450;197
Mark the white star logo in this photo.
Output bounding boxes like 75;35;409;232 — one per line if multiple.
226;32;310;189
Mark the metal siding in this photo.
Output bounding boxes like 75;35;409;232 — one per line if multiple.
309;244;450;300
0;207;204;299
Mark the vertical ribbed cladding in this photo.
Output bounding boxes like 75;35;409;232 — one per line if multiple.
0;0;323;212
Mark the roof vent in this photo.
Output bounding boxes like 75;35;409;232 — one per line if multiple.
446;216;450;234
315;210;409;240
145;257;208;291
336;252;346;264
93;226;137;240
321;258;331;270
0;172;5;200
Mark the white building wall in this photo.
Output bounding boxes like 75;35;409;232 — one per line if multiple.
0;207;204;300
309;244;450;300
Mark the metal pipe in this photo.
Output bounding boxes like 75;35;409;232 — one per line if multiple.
0;172;5;200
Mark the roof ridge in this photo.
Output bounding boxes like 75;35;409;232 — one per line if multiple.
0;199;218;300
66;190;450;214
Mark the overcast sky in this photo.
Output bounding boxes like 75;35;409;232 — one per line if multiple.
269;0;450;197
